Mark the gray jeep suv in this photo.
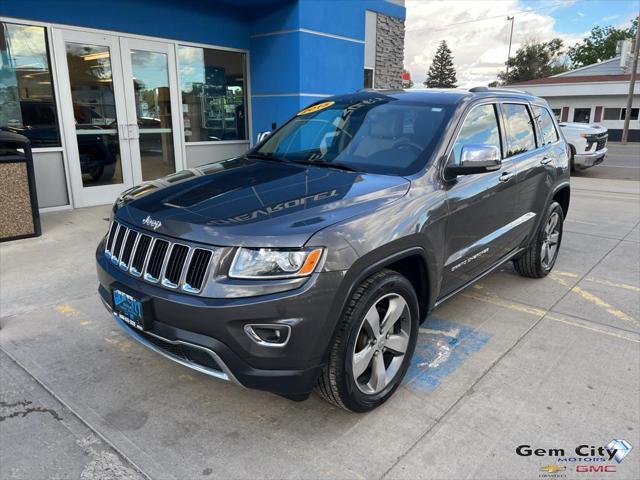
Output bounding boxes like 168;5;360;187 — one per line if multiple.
97;89;570;412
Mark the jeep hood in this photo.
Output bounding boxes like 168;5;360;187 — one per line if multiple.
114;156;410;247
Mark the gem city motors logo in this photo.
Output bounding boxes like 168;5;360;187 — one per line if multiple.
518;440;633;477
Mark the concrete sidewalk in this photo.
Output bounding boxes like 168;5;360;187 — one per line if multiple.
1;176;638;480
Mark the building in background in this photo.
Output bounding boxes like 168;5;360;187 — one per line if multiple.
513;39;639;142
0;0;406;210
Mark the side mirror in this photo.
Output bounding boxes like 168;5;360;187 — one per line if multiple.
446;144;501;177
256;131;271;143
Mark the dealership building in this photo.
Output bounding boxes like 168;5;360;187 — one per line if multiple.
0;0;406;210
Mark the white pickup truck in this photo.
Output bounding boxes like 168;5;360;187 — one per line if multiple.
559;122;608;170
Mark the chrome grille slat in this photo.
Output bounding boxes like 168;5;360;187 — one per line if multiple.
111;225;127;264
130;234;152;276
103;220;214;295
162;244;190;289
105;221;118;255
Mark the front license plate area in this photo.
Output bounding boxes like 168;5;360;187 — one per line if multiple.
113;289;147;330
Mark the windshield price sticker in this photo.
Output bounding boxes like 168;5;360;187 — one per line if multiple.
297;101;335;116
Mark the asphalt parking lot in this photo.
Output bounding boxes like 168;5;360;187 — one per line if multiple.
1;147;639;480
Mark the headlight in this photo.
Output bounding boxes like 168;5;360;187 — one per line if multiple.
229;247;323;279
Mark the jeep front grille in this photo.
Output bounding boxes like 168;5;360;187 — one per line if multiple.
105;220;214;294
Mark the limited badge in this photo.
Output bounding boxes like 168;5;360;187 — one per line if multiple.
297;101;335;116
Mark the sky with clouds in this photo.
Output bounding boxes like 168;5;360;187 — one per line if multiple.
404;0;639;88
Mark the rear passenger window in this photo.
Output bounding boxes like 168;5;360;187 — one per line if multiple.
502;103;536;157
533;106;559;145
452;104;502;164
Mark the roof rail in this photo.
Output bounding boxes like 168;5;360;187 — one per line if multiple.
469;86;528;94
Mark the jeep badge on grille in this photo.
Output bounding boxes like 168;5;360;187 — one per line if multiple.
142;216;162;230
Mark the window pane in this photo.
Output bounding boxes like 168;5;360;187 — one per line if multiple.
503;103;536;157
0;22;60;147
551;108;561;121
603;108;620;120
620;108;640;121
178;46;247;142
452;104;501;163
573;108;590;123
533;106;559;145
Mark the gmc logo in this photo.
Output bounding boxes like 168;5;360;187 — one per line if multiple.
576;465;616;473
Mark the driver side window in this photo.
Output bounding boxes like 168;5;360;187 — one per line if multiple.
452;104;502;164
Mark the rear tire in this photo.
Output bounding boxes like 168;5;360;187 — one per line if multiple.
513;201;564;278
315;269;419;412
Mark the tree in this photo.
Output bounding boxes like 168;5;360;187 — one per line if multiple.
497;38;567;85
568;18;638;67
424;40;457;88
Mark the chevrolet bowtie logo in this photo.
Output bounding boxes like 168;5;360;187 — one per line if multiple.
540;465;566;474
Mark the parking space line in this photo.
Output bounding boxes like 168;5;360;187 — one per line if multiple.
584;277;640;293
461;292;640;344
545;314;640;344
549;274;639;327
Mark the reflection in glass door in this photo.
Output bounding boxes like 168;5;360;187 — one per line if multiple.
65;42;123;187
130;50;175;180
120;38;181;184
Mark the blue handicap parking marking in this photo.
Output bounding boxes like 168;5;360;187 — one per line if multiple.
403;317;491;393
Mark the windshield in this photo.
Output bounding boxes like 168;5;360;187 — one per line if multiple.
254;96;453;175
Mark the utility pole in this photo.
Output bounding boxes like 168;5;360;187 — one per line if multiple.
505;16;515;83
622;19;640;144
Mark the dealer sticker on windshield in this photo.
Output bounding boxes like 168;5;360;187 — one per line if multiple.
297;101;335;116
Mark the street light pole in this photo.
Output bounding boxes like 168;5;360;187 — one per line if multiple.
621;19;640;145
505;16;515;83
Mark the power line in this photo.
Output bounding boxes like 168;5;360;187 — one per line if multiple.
406;1;573;33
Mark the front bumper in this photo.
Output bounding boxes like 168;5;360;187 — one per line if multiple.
574;146;608;169
97;243;346;397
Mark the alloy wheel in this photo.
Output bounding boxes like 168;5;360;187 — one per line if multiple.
351;293;412;395
541;211;560;270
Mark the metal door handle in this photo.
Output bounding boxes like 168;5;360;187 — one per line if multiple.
499;171;515;182
541;157;553;165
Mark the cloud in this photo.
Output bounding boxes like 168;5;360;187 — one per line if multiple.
404;0;587;87
601;14;620;22
576;11;585;17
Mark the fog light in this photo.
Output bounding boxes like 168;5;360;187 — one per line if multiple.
244;324;291;347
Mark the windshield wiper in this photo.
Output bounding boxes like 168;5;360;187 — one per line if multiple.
291;159;360;173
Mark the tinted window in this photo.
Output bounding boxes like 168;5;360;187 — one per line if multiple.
178;46;247;142
533;106;559;145
255;97;453;176
502;103;536;157
573;108;591;123
0;22;61;147
603;108;621;120
452;104;501;163
621;108;639;121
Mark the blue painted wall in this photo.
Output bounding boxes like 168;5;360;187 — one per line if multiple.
0;0;250;49
248;1;405;138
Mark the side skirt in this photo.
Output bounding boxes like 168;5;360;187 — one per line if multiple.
433;247;525;309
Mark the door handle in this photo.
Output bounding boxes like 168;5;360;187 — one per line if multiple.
541;157;553;165
499;171;515;182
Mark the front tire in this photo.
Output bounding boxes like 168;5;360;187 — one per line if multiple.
513;201;564;278
315;269;419;412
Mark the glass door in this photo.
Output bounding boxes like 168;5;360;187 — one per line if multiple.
119;38;182;183
53;31;183;207
53;29;134;207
